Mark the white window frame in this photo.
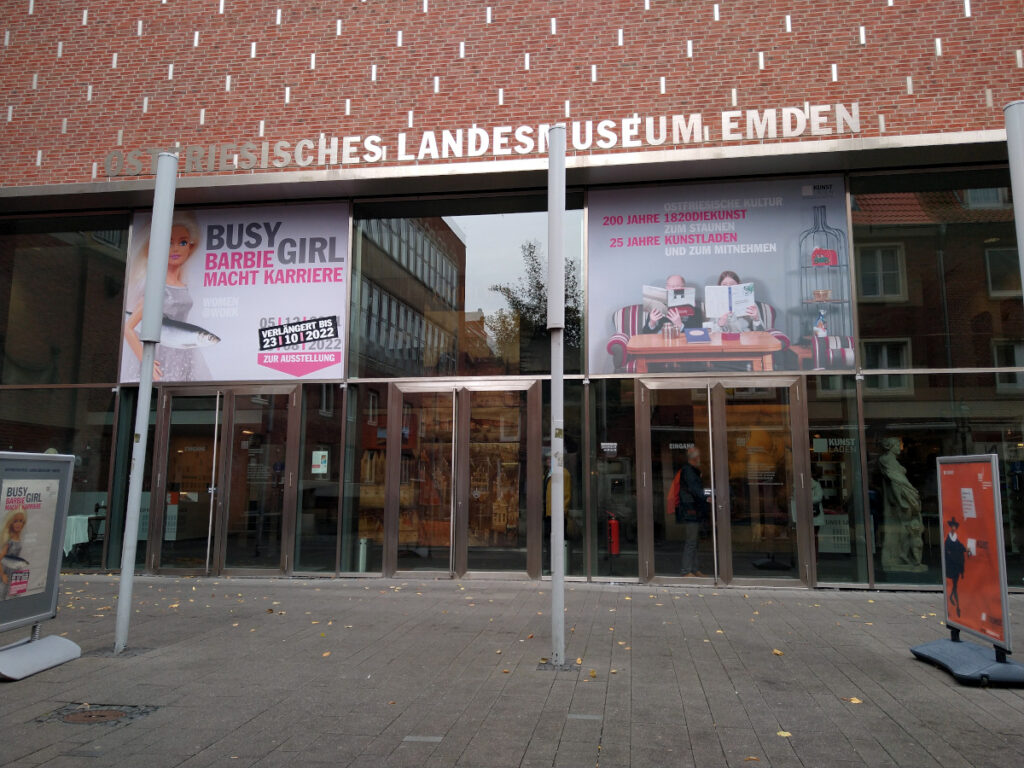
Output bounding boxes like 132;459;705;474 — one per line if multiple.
856;242;908;302
985;247;1022;298
861;337;914;395
993;339;1024;393
965;187;1011;210
813;374;856;398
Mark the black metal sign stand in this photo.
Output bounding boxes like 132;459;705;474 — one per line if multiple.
912;626;1024;686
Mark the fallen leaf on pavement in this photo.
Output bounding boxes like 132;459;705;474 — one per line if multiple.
744;758;760;762
777;731;791;738
772;649;784;656
322;652;331;657
842;697;863;704
589;669;597;678
576;657;582;664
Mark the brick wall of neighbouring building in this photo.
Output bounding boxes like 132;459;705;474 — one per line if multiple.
1;0;1022;188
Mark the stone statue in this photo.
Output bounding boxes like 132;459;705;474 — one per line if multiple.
878;437;926;572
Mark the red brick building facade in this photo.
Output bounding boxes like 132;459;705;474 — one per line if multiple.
1;2;1023;589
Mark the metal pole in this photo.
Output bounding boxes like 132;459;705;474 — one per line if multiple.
1004;102;1024;304
707;383;719;583
114;151;179;655
205;390;221;576
547;125;566;667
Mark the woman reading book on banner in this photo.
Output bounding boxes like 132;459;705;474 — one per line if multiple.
709;270;764;333
640;275;703;334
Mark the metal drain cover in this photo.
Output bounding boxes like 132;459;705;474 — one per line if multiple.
38;703;157;726
64;709;126;724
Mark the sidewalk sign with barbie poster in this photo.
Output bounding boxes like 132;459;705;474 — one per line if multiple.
119;203;349;384
0;453;74;633
936;455;1011;651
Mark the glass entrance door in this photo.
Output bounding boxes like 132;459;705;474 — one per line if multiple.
222;390;297;570
386;382;539;576
396;390;456;572
152;387;299;574
155;392;223;571
640;378;810;584
465;388;531;572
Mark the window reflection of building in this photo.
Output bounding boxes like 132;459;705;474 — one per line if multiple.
354;217;464;378
852;184;1022;371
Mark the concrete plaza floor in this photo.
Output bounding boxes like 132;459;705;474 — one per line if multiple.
2;574;1024;767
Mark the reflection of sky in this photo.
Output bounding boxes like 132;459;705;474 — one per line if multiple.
450;211;582;318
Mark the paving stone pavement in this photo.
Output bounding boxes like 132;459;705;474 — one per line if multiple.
2;574;1024;767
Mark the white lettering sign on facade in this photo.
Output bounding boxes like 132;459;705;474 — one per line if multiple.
102;103;861;177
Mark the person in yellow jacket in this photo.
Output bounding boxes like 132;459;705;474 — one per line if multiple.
544;462;573;571
546;467;571;519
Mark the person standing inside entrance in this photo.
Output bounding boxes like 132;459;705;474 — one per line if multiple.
544;454;573;573
669;446;710;577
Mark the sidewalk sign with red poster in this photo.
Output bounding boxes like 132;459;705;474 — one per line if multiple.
936;454;1010;651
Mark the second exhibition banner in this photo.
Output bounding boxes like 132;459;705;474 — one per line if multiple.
587;176;851;375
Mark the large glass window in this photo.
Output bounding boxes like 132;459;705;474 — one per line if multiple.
863;372;1024;587
340;383;388;573
295;384;343;572
807;376;869;583
0;388;117;569
542;379;585;576
851;170;1020;370
351;196;584;377
590;380;638;578
1;215;129;385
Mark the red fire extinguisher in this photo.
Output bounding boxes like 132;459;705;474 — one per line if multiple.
607;511;620;556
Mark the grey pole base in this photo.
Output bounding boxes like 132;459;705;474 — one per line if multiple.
0;634;81;681
911;638;1024;686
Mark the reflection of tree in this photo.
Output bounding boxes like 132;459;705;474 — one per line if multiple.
486;240;582;371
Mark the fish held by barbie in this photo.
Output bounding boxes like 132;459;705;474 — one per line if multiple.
124;313;221;349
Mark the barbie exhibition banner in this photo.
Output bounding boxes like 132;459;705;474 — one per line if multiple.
587;176;851;376
119;203;349;383
937;455;1010;650
0;453;73;634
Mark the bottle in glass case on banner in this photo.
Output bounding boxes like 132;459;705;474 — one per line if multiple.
799;205;851;338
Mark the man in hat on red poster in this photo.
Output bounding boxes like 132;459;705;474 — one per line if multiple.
944;515;969;617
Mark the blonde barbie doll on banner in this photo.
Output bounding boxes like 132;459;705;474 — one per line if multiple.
123;211;214;382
